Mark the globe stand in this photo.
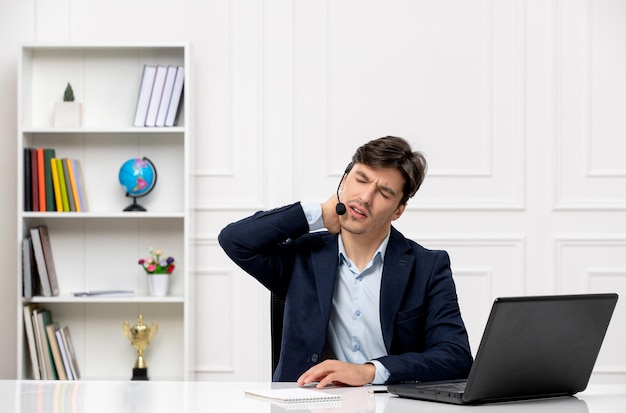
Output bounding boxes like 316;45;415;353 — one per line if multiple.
124;196;147;212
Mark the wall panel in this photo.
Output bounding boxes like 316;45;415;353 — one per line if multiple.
556;0;626;209
556;238;626;373
294;0;525;210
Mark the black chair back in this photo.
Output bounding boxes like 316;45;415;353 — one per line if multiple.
270;293;285;376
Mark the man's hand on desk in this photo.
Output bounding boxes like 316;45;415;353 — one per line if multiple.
297;360;376;388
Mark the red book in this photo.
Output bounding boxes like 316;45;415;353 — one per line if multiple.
31;149;39;211
37;148;46;211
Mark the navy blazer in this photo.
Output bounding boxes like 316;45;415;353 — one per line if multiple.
218;202;473;384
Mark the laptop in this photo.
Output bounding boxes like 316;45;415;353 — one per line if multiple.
387;293;618;405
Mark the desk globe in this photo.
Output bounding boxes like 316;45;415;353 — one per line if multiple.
118;157;157;211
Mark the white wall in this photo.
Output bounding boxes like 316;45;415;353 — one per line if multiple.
1;0;625;383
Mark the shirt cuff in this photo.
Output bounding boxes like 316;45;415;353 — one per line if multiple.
369;360;391;385
301;202;324;231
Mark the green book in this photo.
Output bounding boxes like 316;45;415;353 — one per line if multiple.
36;309;59;380
55;158;70;212
43;149;56;211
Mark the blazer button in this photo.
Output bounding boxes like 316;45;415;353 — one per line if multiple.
310;354;319;363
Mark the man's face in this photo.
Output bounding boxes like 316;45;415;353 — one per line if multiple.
338;163;406;238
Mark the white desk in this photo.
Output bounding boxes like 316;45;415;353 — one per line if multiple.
1;380;625;412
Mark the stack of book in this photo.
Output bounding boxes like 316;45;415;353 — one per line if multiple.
133;64;185;127
23;304;81;380
23;147;89;212
23;225;59;298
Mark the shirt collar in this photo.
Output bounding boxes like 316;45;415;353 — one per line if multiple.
338;231;391;266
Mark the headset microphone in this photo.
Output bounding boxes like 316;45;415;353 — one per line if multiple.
335;163;353;215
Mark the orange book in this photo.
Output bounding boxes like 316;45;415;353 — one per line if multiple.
37;148;45;211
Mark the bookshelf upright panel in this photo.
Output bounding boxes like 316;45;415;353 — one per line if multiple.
17;44;191;381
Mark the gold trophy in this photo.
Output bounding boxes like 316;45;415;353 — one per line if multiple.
123;314;158;380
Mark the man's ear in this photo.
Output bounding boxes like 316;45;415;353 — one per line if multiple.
392;203;406;221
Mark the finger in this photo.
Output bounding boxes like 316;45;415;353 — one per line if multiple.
316;373;336;388
298;363;333;386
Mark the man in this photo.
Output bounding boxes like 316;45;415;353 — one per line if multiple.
218;136;472;387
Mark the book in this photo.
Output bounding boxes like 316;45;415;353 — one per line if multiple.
155;65;177;127
244;388;342;405
62;159;76;212
133;64;157;127
43;148;56;211
37;148;45;211
35;308;58;379
59;326;81;380
56;158;70;212
22;236;42;298
145;65;168;127
55;329;74;380
31;309;46;378
22;236;33;298
65;158;81;212
50;158;62;212
30;227;52;297
23;304;41;380
165;66;185;127
46;322;67;380
24;147;32;211
38;225;60;296
72;159;89;212
72;290;135;297
31;148;39;211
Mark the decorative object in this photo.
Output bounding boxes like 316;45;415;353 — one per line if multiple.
139;247;175;296
138;247;175;274
123;314;158;381
147;274;170;296
54;83;82;127
118;157;157;211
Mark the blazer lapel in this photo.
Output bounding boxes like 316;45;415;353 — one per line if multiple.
380;228;414;351
312;234;340;323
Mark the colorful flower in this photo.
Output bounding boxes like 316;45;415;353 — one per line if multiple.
138;247;176;274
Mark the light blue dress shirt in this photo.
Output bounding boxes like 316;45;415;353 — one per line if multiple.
302;203;391;384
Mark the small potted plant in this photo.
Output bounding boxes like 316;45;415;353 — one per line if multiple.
138;247;175;296
54;82;82;127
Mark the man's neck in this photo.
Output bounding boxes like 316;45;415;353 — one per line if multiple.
340;229;389;272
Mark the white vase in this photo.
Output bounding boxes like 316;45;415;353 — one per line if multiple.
147;274;170;297
54;101;83;127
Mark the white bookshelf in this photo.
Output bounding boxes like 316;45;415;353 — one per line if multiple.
16;44;192;380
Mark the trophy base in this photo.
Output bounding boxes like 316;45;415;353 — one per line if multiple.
132;367;149;381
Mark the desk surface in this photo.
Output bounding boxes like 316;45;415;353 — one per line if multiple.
1;380;625;413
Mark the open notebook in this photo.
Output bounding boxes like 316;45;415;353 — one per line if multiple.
387;293;618;405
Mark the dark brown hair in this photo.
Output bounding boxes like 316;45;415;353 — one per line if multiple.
351;136;427;205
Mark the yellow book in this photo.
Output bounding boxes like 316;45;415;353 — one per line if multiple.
66;158;81;212
50;158;63;212
56;159;70;212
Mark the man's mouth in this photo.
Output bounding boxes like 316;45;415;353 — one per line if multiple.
349;204;368;218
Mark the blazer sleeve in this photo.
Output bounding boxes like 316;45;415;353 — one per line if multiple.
217;202;310;296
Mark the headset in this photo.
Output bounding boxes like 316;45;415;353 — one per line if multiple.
335;162;354;215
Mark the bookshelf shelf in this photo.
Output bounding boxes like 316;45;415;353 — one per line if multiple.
17;43;191;381
22;212;186;219
24;295;185;304
24;127;186;134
